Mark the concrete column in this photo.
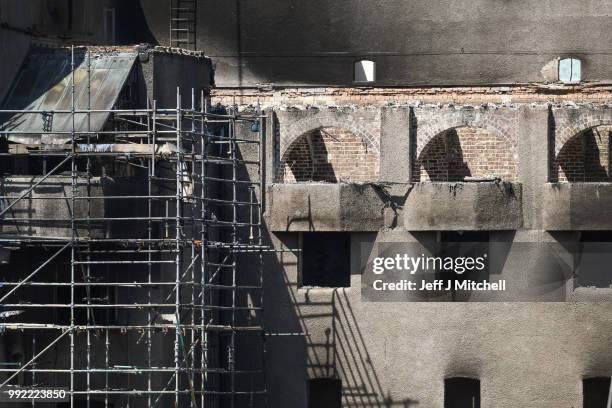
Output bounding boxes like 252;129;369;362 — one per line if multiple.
380;106;411;183
517;105;550;229
262;109;276;211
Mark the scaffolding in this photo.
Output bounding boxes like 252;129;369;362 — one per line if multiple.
0;48;267;407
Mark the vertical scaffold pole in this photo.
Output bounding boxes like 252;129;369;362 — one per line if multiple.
175;87;182;407
85;48;92;408
258;102;268;408
200;90;207;408
69;44;76;408
146;96;153;408
230;108;237;408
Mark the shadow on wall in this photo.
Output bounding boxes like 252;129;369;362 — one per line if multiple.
268;240;419;407
325;290;419;407
554;127;611;182
115;1;157;45
414;127;517;183
281;129;337;182
416;128;471;182
232;116;414;406
278;127;379;183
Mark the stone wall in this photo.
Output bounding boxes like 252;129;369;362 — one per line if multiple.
212;85;612;107
231;91;612;408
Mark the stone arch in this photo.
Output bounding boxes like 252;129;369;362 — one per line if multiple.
280;116;379;162
415;112;517;159
278;126;379;183
554;124;612;182
414;126;518;182
556;118;612;156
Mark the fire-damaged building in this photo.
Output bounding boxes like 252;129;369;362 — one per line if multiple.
0;1;611;407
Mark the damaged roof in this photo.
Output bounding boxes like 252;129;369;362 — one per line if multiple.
0;46;138;144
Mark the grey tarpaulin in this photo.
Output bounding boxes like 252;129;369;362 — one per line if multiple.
0;46;137;145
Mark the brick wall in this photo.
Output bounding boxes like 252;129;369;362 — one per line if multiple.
555;126;611;182
278;127;379;182
414;127;517;182
214;89;612;185
212;85;612;107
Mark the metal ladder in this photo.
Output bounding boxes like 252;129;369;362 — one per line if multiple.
170;0;197;50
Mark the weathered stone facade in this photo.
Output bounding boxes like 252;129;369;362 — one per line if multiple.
222;87;612;408
6;1;612;406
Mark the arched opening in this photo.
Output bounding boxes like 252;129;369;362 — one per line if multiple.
414;127;517;182
278;127;378;183
554;125;612;182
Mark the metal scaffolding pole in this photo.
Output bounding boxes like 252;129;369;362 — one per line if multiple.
0;46;268;407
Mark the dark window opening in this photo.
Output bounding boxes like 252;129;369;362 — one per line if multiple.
575;231;612;289
301;232;350;288
444;377;480;408
583;377;611;408
308;378;342;408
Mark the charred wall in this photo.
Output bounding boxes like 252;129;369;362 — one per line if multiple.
139;0;612;87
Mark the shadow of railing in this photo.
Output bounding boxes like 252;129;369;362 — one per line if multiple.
275;273;419;407
232;112;418;407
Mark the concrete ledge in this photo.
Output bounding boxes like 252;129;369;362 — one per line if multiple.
403;182;523;230
569;287;612;301
543;183;612;230
265;183;385;231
